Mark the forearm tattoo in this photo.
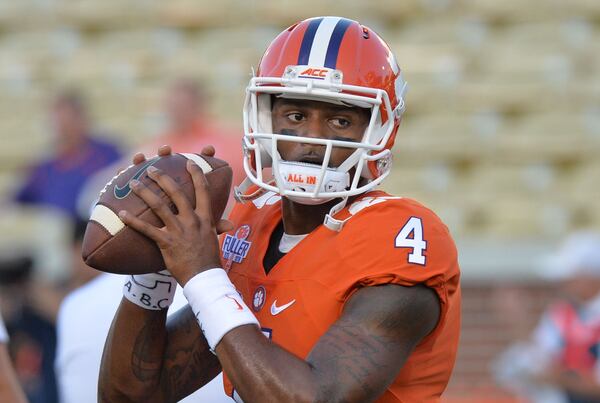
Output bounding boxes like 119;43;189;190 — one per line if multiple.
132;319;165;382
162;315;219;397
313;322;397;400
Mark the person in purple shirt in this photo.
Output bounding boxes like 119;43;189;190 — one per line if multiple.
14;90;122;219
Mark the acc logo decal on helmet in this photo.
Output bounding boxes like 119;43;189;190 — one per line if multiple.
298;68;329;79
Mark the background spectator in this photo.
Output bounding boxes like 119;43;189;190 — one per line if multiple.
144;78;245;190
14;89;122;219
0;255;58;403
78;78;245;217
494;232;600;403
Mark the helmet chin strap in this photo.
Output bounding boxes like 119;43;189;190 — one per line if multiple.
234;177;271;203
324;197;350;232
284;194;350;232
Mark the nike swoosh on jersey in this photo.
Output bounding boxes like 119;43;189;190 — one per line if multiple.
270;299;296;316
114;158;159;199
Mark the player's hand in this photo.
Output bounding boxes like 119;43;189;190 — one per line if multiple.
199;144;216;158
131;144;216;165
118;160;233;286
116;145;174;175
132;145;173;166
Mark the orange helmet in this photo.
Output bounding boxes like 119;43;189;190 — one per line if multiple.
240;16;407;205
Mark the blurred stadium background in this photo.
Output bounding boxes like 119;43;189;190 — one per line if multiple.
0;0;599;401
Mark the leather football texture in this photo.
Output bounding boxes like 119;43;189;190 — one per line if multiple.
82;153;232;275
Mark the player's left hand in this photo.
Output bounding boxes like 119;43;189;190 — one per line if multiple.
118;159;233;286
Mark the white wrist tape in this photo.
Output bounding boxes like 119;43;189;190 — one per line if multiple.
183;268;259;351
123;270;177;310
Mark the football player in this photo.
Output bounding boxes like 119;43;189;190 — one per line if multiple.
99;16;461;402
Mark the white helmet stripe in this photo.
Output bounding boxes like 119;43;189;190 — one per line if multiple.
307;17;342;67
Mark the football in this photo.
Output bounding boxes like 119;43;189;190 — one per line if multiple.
81;153;232;275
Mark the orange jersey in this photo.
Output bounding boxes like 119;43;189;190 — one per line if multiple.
219;190;461;402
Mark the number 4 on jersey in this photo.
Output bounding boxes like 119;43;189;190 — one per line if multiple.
394;217;427;265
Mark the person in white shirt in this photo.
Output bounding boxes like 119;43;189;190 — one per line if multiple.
0;310;28;402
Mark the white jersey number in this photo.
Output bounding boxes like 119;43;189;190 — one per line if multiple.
394;217;427;265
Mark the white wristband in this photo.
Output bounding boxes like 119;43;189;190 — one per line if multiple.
123;270;177;310
183;268;259;351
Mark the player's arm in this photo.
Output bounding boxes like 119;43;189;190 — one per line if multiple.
99;145;224;402
218;283;439;402
99;300;220;402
